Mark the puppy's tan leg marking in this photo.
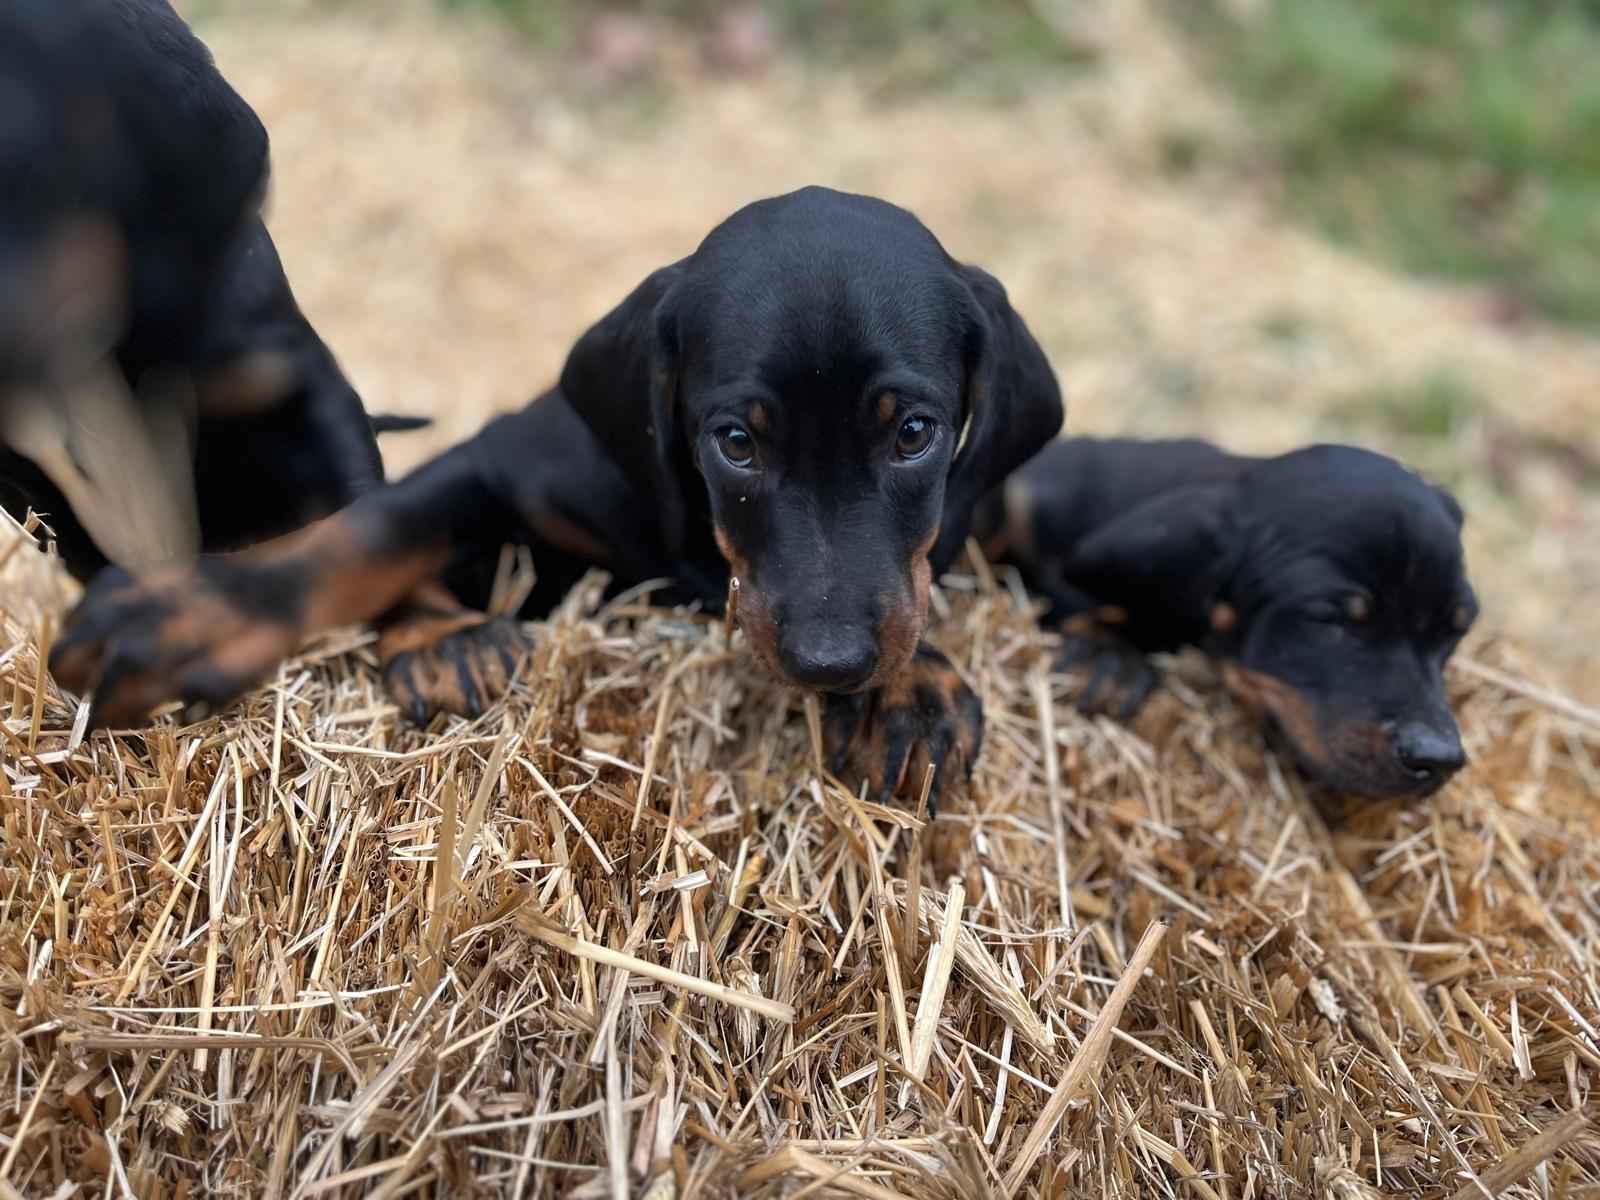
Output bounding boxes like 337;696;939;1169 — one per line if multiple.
1;358;201;573
198;350;297;418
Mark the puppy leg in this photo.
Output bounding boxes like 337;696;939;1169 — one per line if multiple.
51;393;656;730
50;437;498;729
189;219;390;550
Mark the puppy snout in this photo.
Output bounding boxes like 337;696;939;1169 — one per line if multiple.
1391;719;1466;788
778;622;879;692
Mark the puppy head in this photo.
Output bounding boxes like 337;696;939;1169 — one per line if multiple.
1213;445;1476;798
0;4;130;387
561;186;1063;695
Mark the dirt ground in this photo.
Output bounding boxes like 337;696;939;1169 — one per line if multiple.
191;0;1600;700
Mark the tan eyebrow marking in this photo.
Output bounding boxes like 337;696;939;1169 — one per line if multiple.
878;391;898;425
748;403;770;434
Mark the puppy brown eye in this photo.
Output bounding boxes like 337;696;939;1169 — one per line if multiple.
715;426;755;468
895;415;935;461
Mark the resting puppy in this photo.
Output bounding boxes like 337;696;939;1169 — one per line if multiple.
52;187;1065;807
979;439;1477;798
0;0;407;584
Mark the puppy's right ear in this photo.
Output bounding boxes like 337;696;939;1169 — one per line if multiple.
559;262;688;554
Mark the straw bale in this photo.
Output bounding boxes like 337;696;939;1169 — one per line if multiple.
1;514;1597;1197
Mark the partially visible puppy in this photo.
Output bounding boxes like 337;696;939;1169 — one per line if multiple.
0;0;403;584
979;439;1478;798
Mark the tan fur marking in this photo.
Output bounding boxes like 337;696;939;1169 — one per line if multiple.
199;350;297;416
1222;664;1394;783
377;608;486;661
243;513;453;632
1061;612;1099;637
1000;476;1035;562
1221;664;1330;770
714;523;783;679
1210;603;1237;634
870;526;937;692
530;511;611;563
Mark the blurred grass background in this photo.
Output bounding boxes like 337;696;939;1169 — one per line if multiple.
1186;0;1600;329
183;0;1599;696
416;0;1600;328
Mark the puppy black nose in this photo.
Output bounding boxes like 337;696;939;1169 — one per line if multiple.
778;625;879;691
1393;721;1466;785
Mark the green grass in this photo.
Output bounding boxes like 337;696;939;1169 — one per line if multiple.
1182;0;1600;327
1326;364;1600;503
1321;368;1488;496
1333;368;1483;440
434;0;1086;98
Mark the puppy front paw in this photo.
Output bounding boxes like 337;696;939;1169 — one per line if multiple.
51;559;302;729
379;601;533;724
823;643;983;813
1054;619;1158;720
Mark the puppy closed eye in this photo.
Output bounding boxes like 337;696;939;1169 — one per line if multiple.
1427;603;1477;655
1302;600;1344;625
1305;594;1371;626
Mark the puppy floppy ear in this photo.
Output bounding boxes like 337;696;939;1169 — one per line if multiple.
559;261;688;553
933;264;1065;572
1067;481;1242;643
1432;483;1465;529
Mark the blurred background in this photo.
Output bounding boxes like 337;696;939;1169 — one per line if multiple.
189;0;1600;698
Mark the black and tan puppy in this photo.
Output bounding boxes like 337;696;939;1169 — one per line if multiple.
0;0;408;584
979;439;1477;798
52;186;1065;808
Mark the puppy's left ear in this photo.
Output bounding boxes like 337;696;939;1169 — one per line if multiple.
934;264;1064;571
559;261;689;555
